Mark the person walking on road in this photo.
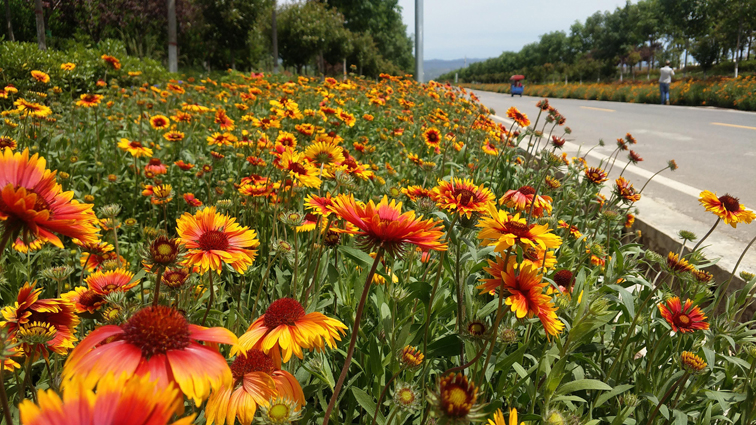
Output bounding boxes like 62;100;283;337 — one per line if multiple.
659;60;674;105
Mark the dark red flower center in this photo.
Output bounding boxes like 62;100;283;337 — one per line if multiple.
27;189;50;212
718;194;740;212
503;221;531;238
553;270;575;290
121;306;191;357
518;186;536;195
78;290;104;307
231;349;275;383
263;298;305;328
129;141;143;149
198;230;230;251
455;188;476;205
148;158;162;166
676;314;691;327
426;131;439;143
289;162;308;176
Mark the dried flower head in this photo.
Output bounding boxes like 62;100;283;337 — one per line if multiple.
393;382;421;412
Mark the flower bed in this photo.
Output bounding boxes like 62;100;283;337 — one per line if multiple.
1;54;756;425
464;77;756;111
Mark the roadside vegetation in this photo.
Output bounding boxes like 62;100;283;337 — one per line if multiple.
463;75;756;111
1;49;756;425
440;0;756;84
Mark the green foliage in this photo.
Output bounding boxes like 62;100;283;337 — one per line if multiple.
441;0;756;84
0;40;170;95
466;74;756;111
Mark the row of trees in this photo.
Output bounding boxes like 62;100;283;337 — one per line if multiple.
441;0;756;84
3;0;414;76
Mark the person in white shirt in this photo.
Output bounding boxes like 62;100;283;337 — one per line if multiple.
659;60;675;105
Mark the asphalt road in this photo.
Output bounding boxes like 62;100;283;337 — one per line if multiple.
472;91;756;245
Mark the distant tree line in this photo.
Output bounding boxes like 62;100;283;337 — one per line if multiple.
440;0;756;84
3;0;413;76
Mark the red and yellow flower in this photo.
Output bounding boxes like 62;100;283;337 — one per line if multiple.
431;178;495;218
76;94;103;108
62;305;236;405
278;150;321;189
0;148;99;248
176;206;259;274
499;185;553;217
118;139;153;158
205;349;305;425
506;107;530;127
235;298;347;364
479;261;563;336
699;190;755;228
658;297;709;333
85;268;138;295
149;115;171;130
477;205;561;254
1;282;79;356
328;194;448;257
31;70;50;83
20;372;194;425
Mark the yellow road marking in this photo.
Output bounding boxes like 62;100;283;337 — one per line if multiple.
711;122;756;131
580;106;615;112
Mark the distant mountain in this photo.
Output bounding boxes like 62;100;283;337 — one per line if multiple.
424;58;487;81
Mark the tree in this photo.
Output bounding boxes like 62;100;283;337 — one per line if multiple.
277;1;345;74
327;0;413;71
690;35;720;76
5;0;13;41
34;0;45;49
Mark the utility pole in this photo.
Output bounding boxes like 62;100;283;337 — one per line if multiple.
272;1;279;74
167;0;178;73
414;0;423;83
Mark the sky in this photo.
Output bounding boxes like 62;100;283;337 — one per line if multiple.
396;0;628;61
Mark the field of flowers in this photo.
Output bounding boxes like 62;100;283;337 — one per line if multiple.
1;54;756;425
464;77;756;111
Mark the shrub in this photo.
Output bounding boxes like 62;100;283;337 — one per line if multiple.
0;40;170;97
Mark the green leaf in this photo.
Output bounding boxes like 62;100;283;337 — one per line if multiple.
595;384;634;408
351;387;385;425
339;246;375;267
428;334;462;358
673;409;687;425
556;379;612;395
607;284;635;318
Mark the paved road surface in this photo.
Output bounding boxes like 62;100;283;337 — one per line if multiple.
472;91;756;246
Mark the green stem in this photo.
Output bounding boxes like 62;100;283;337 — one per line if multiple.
607;279;662;381
646;373;689;425
478;248;512;384
322;247;384;425
0;368;13;425
201;272;215;326
251;252;280;317
690;218;719;253
0;225;15;262
712;233;756;314
370;367;406;425
152;267;164;307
